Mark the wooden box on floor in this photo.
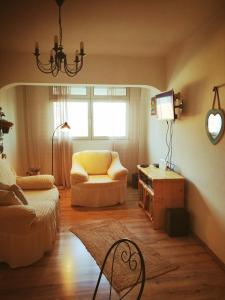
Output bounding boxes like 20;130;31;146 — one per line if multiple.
165;208;189;236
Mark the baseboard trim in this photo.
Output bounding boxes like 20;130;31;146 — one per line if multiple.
193;233;225;272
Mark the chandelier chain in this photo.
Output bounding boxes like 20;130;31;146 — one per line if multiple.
58;5;63;46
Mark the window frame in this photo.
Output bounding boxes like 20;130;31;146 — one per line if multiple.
52;86;129;140
92;86;128;98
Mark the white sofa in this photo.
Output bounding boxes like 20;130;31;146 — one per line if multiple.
0;158;59;268
70;150;128;207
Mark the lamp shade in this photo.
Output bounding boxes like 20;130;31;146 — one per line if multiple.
60;122;71;130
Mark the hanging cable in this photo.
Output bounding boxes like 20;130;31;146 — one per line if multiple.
169;121;174;169
165;121;170;164
165;120;174;170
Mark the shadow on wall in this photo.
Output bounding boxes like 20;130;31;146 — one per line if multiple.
180;77;209;118
185;179;225;247
167;9;225;88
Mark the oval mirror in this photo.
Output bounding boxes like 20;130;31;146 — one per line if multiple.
205;109;225;144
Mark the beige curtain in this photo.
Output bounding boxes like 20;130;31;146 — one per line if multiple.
23;86;53;175
52;86;72;188
112;87;149;181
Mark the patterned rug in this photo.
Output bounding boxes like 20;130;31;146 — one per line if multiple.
70;219;178;292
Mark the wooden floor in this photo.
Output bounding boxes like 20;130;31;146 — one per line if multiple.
0;187;225;300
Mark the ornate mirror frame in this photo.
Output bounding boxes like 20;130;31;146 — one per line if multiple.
205;108;225;145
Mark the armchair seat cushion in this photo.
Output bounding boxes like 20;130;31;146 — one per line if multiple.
86;175;115;184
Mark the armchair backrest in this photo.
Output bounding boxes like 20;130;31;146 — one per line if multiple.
72;150;112;175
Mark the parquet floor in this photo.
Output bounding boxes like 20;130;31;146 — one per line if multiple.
0;187;225;300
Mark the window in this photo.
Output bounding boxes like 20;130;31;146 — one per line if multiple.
70;86;88;96
93;87;127;97
53;86;129;139
93;102;127;138
67;102;89;137
53;101;89;138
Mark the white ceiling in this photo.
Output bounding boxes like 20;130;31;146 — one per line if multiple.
0;0;224;57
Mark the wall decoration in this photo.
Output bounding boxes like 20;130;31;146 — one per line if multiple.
206;85;225;145
0;107;14;158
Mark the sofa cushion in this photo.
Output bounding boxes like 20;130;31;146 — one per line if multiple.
9;184;28;205
16;175;55;190
24;187;59;204
0;183;28;205
0;190;23;206
73;150;112;175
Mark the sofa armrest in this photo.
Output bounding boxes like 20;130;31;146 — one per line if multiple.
107;153;128;180
0;205;36;234
70;162;88;184
16;175;55;190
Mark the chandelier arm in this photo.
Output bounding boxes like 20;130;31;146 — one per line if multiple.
64;64;80;77
50;61;59;76
65;56;84;74
36;58;55;74
36;55;60;74
64;65;77;77
52;68;60;77
65;64;79;74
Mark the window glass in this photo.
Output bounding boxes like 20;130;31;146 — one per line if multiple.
93;87;127;97
93;102;127;137
93;87;108;96
113;88;127;96
54;102;89;137
70;86;87;96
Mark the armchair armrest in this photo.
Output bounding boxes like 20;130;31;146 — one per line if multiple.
16;175;55;190
107;152;128;180
70;162;88;184
0;205;36;234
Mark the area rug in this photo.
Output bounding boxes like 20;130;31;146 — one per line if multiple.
70;219;178;292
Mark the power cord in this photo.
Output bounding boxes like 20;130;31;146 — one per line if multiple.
165;120;174;170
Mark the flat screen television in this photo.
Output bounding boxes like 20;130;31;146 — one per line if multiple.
156;89;175;120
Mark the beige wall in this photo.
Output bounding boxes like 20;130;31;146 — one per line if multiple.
0;53;166;91
147;11;225;263
0;86;27;174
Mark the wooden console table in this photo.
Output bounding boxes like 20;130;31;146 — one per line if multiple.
137;165;184;230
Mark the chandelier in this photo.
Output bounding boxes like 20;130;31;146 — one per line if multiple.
33;0;86;77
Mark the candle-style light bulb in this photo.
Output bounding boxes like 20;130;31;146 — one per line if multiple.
80;41;84;55
34;42;39;55
80;41;84;49
54;35;58;49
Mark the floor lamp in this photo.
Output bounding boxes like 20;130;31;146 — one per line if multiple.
52;121;71;175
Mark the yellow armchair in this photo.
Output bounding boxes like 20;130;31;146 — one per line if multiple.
70;150;128;207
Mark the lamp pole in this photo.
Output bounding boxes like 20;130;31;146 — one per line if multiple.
51;122;71;175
